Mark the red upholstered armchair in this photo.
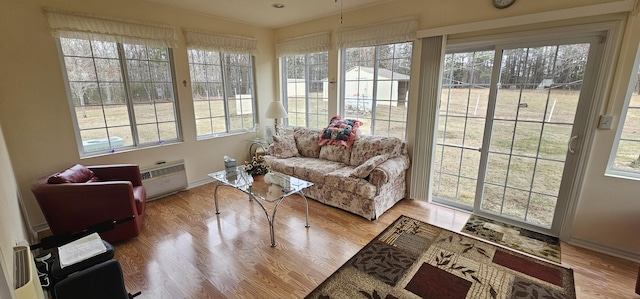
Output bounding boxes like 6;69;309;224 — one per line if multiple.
31;164;146;243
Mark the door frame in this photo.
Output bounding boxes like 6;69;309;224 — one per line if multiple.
427;21;623;238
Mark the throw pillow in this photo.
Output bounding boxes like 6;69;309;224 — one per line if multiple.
271;135;300;158
294;127;322;158
318;116;362;148
47;164;95;184
351;154;389;178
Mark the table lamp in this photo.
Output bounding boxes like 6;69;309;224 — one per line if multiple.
265;101;288;136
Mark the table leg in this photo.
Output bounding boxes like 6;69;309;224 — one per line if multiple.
214;184;223;214
298;191;311;228
268;218;276;247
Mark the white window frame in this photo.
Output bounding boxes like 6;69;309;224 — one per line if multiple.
339;42;413;140
281;52;329;129
58;38;181;157
606;44;640;180
188;49;257;139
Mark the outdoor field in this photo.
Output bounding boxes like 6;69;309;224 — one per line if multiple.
74;88;638;227
434;87;640;227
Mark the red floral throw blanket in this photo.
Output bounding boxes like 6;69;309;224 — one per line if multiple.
318;116;362;148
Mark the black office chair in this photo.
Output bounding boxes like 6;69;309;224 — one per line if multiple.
31;217;140;299
54;260;138;299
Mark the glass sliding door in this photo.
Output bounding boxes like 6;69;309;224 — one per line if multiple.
433;37;602;235
433;50;494;208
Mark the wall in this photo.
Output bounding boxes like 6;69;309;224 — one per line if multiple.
274;0;640;260
0;121;28;299
570;11;640;258
0;0;276;229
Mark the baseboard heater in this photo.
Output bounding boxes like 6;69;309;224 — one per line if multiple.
14;246;44;299
140;159;188;201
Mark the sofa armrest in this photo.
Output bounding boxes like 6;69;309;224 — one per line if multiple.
368;155;410;188
89;164;143;186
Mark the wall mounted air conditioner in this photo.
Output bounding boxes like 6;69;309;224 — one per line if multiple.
14;246;44;299
140;159;188;201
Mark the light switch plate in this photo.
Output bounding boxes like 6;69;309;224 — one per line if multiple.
598;115;613;130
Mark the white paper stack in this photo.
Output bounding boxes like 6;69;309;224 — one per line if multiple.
58;232;107;268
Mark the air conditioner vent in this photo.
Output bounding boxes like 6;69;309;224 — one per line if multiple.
141;160;188;201
13;246;29;289
13;245;43;298
150;164;185;178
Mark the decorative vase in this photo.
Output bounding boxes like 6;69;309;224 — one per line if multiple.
252;174;265;182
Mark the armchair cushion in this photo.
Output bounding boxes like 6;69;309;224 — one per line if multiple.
47;164;95;184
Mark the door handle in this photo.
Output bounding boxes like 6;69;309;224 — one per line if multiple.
567;135;578;154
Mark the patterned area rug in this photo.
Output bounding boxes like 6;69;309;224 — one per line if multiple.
306;215;575;299
462;215;561;263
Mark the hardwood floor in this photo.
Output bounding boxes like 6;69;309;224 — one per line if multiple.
112;182;640;298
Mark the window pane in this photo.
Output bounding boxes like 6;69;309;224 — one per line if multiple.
104;103;129;127
60;39;92;56
137;124;159;144
283;52;329;129
59;38;180;154
611;60;640;176
341;43;412;139
94;59;122;82
188;50;256;137
92;41;118;58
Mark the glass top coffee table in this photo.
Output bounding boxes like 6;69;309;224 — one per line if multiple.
208;167;313;247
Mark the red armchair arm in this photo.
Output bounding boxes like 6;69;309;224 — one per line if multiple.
89;164;143;186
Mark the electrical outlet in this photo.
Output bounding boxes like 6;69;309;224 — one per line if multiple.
598;115;613;130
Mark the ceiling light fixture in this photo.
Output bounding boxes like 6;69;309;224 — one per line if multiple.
272;3;285;8
335;0;343;24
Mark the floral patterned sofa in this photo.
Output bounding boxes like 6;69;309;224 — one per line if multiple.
263;127;410;220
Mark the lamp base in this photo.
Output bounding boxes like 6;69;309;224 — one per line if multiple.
274;119;285;136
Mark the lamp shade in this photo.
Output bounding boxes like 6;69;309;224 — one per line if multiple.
265;101;288;119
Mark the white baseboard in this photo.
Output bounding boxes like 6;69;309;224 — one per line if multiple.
567;237;640;263
33;222;49;234
188;177;216;189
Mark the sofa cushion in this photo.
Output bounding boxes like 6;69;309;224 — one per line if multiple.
264;156;310;176
349;136;405;166
325;168;377;199
271;135;300;158
319;144;352;165
352;154;389;178
318;116;362;148
47;164;95;184
293;159;345;183
294;127;322;158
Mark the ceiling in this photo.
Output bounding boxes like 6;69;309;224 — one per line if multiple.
139;0;390;28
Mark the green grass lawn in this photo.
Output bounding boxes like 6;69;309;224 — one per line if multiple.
74;88;637;226
433;87;640;227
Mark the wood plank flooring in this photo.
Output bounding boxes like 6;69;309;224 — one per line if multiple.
112;182;640;298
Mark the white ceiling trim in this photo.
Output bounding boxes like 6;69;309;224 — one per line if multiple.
276;32;331;57
183;29;257;55
417;0;635;38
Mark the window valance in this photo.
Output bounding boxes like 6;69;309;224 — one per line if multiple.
184;29;258;55
334;16;418;49
44;9;178;48
276;32;331;57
